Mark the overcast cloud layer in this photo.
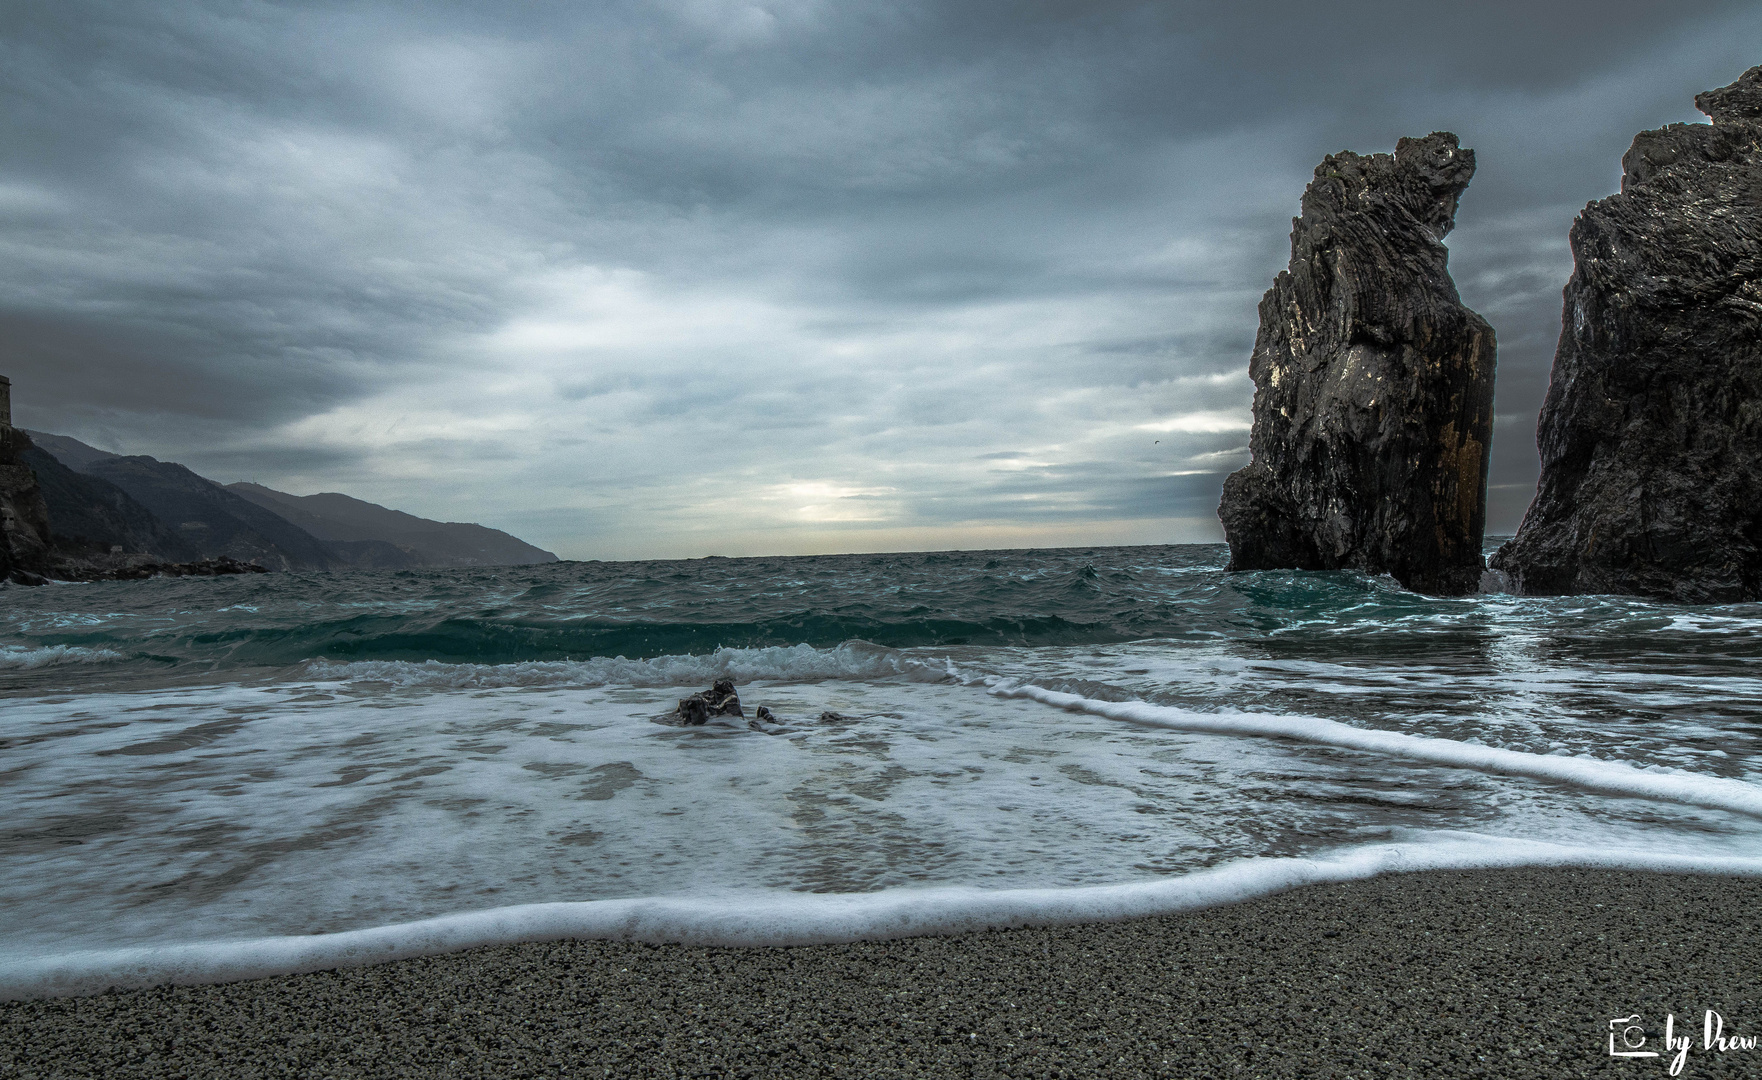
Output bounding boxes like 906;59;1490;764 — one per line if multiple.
3;1;1757;559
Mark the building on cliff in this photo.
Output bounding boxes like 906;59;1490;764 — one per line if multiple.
1216;133;1497;596
1491;65;1762;603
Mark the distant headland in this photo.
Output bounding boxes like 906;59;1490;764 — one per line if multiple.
0;377;557;585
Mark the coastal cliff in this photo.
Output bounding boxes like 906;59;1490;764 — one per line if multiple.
1491;66;1762;602
1218;133;1496;596
11;424;560;575
0;377;54;585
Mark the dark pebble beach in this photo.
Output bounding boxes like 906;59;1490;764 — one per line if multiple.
6;868;1761;1079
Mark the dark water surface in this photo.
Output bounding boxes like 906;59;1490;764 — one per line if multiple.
7;543;1762;691
4;543;1762;987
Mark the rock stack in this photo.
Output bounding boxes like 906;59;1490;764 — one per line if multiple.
1218;133;1497;595
0;376;54;585
1491;66;1762;603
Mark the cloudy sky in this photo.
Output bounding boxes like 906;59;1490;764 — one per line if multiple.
3;2;1756;560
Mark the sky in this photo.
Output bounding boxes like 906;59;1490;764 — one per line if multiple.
2;1;1757;561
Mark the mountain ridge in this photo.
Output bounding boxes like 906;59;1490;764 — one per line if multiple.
226;482;559;567
84;455;342;571
23;430;557;569
20;445;200;561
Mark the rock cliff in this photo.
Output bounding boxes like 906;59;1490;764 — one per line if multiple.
0;377;54;585
1218;133;1497;595
1490;67;1762;603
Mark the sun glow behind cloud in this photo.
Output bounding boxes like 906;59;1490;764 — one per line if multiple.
4;1;1759;558
250;254;1257;557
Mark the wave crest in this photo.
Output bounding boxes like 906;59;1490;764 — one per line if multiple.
303;641;956;689
996;682;1762;818
0;645;126;670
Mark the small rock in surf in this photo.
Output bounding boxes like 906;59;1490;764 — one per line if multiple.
668;678;744;725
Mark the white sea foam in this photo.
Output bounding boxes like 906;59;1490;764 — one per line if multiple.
997;683;1762;817
0;644;124;669
305;642;951;689
7;835;1762;1001
10;645;1762;1004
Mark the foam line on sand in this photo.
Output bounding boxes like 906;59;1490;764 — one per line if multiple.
8;836;1762;1001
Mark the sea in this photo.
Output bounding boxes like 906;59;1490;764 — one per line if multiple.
5;543;1762;998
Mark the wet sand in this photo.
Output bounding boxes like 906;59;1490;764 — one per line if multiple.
6;867;1762;1078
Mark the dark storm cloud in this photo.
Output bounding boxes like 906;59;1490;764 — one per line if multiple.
1;0;1756;555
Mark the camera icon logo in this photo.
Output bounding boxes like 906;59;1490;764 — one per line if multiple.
1610;1015;1660;1059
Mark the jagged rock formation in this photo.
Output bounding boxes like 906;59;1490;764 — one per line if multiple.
1491;67;1762;603
0;377;54;585
1218;133;1497;595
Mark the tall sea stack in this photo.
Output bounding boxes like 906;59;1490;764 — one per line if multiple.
1218;133;1497;595
1491;66;1762;603
0;375;54;585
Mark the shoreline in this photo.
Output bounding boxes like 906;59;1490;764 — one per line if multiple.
8;867;1761;1078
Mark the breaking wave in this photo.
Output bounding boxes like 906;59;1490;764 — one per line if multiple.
0;645;125;670
304;641;956;689
998;683;1762;818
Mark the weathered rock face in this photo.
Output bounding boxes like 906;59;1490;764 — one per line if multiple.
1218;133;1497;595
0;378;54;585
1490;67;1762;603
